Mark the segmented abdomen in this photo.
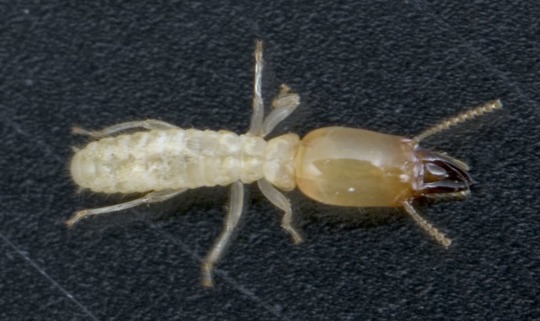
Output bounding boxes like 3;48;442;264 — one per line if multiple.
71;129;266;193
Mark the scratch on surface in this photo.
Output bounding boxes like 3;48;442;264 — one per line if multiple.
151;224;293;321
415;0;539;116
0;112;63;164
0;232;100;321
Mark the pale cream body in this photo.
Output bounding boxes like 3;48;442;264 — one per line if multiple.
71;129;300;194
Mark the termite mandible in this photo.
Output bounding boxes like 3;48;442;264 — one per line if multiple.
68;40;502;287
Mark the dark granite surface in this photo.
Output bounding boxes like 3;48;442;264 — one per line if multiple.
1;1;538;320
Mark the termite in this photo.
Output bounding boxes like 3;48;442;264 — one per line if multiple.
68;40;502;287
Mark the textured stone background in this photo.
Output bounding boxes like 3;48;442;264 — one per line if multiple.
1;1;538;320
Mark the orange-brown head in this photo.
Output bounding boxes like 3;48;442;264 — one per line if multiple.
294;127;473;207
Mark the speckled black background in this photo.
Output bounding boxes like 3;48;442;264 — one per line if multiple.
1;1;539;320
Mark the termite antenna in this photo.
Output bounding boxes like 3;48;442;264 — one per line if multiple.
402;201;452;248
414;99;502;142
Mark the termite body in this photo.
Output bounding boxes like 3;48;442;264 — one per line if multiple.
71;129;299;194
68;41;502;287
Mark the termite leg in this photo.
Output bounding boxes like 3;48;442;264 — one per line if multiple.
257;178;303;244
202;181;245;287
66;189;187;227
402;201;452;248
72;119;180;138
248;40;264;136
260;84;301;137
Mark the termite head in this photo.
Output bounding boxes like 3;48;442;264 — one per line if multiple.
414;148;474;198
